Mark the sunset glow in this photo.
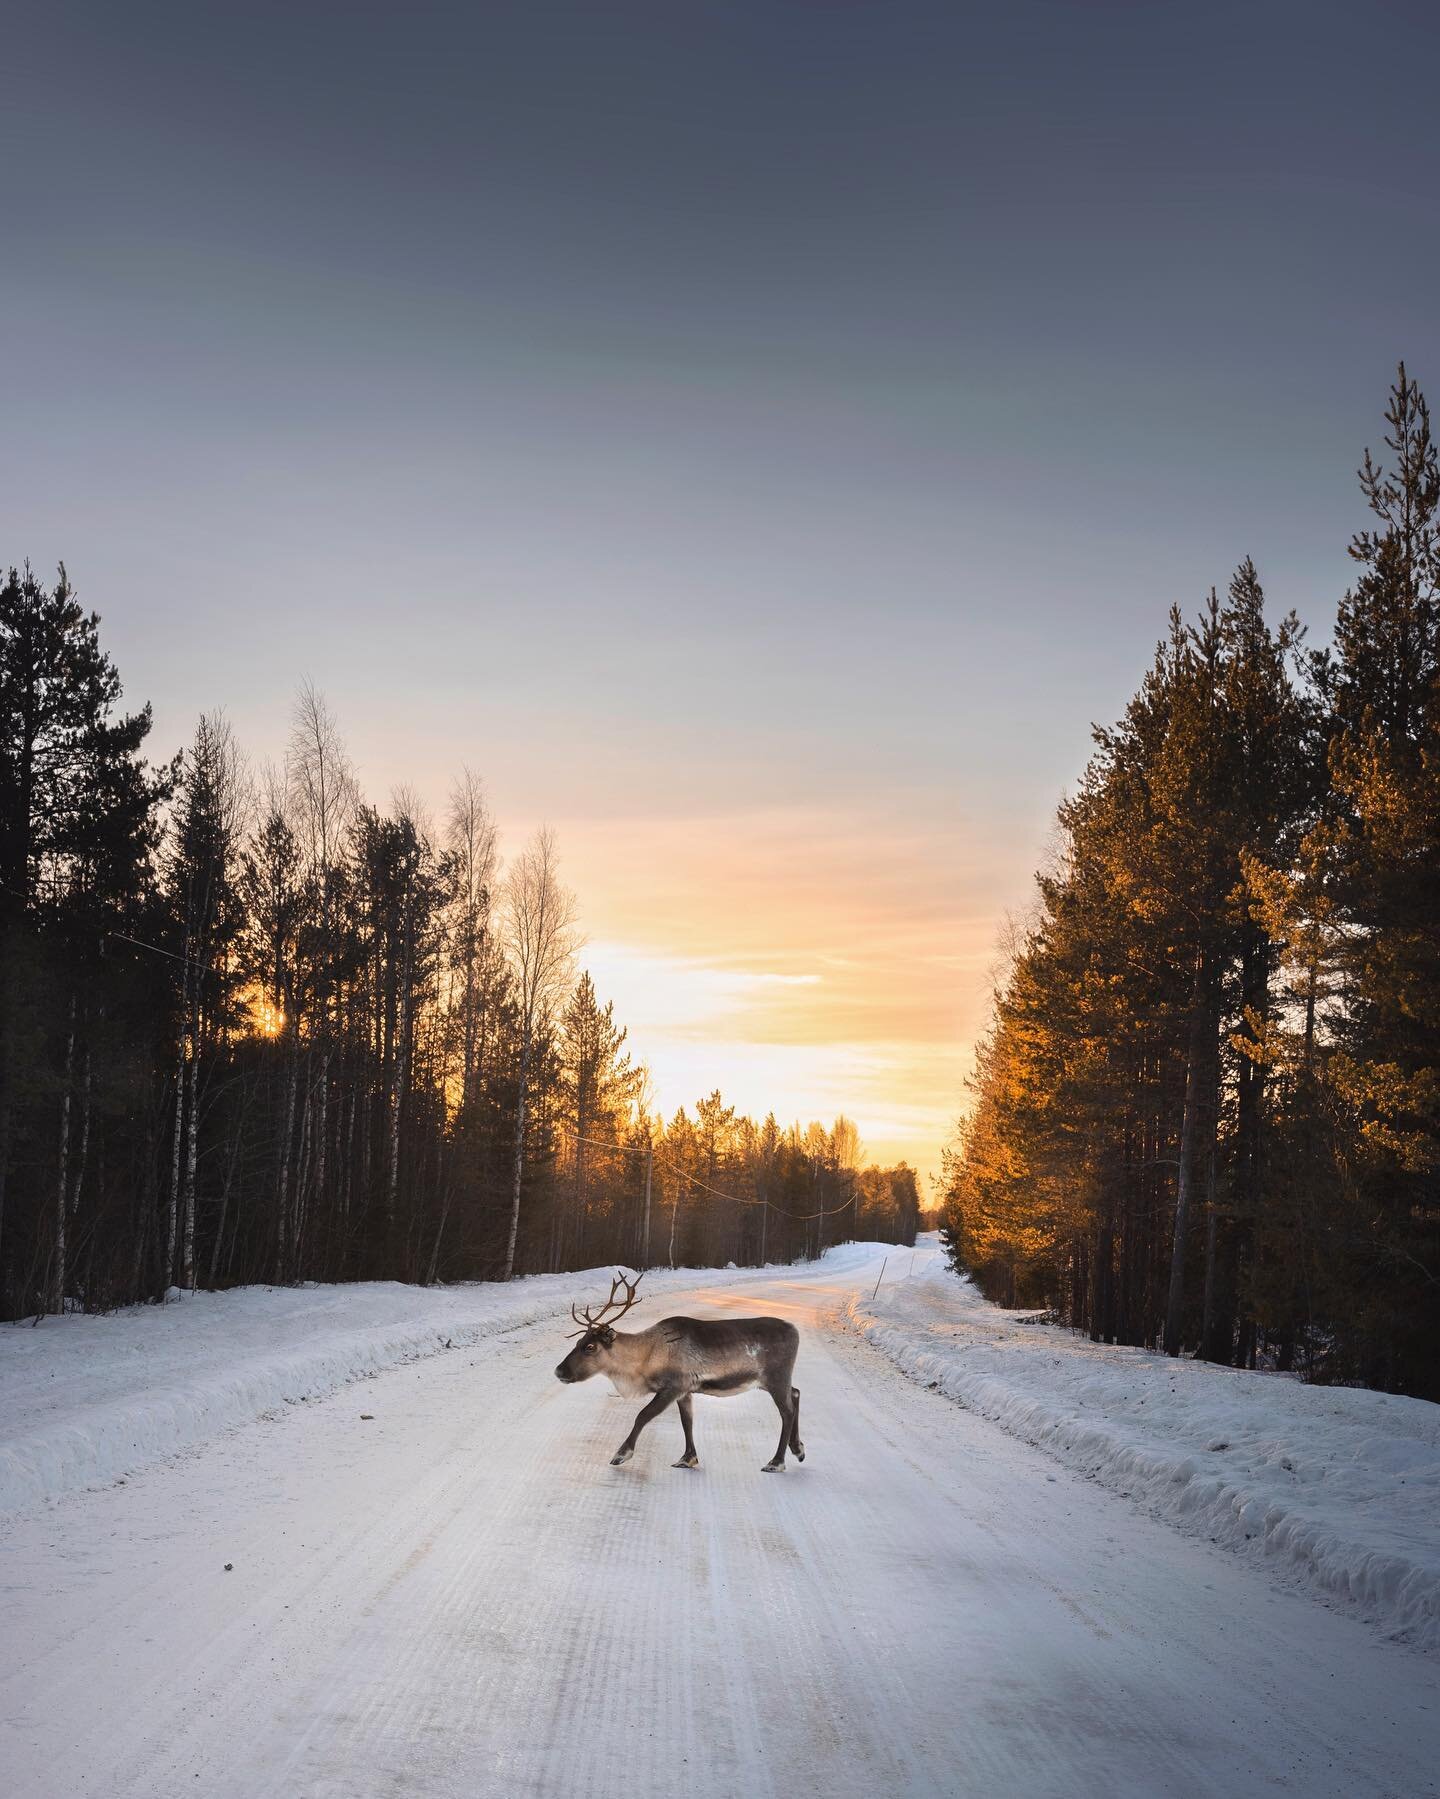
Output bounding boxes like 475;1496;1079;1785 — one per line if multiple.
550;805;1004;1184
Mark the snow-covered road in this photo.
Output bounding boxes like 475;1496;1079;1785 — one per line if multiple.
4;1251;1438;1799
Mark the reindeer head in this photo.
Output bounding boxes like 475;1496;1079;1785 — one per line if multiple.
554;1270;644;1382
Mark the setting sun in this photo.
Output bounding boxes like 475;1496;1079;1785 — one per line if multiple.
245;988;286;1041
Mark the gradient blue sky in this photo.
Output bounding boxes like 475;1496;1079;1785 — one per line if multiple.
5;1;1438;1179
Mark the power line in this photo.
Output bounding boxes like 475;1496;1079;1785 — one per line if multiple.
105;929;215;974
0;884;223;978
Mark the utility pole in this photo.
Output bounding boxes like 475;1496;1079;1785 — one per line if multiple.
640;1138;653;1269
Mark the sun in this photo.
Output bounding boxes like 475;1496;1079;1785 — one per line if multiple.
242;985;286;1039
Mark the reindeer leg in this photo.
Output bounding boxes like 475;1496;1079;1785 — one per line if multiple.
611;1389;675;1466
789;1386;804;1461
672;1394;700;1469
762;1381;794;1472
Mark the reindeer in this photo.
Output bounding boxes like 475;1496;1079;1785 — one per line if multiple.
554;1271;805;1473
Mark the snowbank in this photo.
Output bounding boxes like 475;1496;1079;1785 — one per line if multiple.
0;1259;792;1518
850;1242;1440;1652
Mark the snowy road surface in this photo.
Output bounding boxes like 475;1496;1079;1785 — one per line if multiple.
4;1252;1438;1799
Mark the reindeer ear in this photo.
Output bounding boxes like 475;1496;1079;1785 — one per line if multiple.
599;1326;616;1348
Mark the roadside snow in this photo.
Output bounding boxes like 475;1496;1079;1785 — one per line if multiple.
851;1241;1440;1652
0;1259;792;1518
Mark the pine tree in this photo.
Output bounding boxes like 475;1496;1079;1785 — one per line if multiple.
0;564;170;1312
557;971;639;1268
164;714;248;1291
1318;367;1440;1390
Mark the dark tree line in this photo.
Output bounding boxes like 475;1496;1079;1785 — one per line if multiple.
0;581;917;1319
941;367;1440;1399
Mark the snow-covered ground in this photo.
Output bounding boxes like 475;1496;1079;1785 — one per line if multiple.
852;1240;1440;1653
3;1243;1438;1797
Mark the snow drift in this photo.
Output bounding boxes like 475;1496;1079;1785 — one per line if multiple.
851;1246;1440;1653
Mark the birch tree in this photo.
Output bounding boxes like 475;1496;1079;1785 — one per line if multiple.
500;828;576;1279
446;768;498;1117
288;685;355;1266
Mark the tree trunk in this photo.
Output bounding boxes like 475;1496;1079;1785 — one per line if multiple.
1200;1199;1218;1356
342;1084;356;1270
275;1032;299;1282
53;994;76;1314
1164;951;1218;1357
181;1008;201;1290
208;1125;243;1287
573;1113;587;1271
640;1142;653;1268
1226;928;1269;1361
132;1106;157;1298
0;924;15;1315
1198;1130;1225;1361
502;1034;531;1281
166;1031;185;1290
294;1082;314;1272
425;1178;453;1284
387;923;413;1228
314;1059;329;1235
70;1038;92;1213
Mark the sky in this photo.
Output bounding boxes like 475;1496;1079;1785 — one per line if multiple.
4;1;1440;1185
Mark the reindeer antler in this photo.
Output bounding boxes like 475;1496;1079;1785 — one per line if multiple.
565;1269;645;1336
601;1270;643;1325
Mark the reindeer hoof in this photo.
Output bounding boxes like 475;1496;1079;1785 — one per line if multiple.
672;1457;699;1470
795;1445;805;1461
610;1447;633;1466
761;1460;785;1473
